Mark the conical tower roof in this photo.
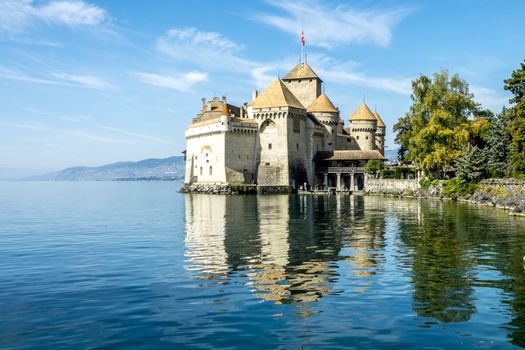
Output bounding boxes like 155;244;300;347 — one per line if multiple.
307;93;338;113
253;79;305;109
373;111;385;127
348;103;376;122
283;63;321;81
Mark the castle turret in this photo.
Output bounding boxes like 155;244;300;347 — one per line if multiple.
348;103;377;151
307;93;339;150
282;63;322;108
373;111;385;155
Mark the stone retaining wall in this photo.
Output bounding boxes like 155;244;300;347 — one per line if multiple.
180;183;257;195
365;179;420;195
462;179;525;214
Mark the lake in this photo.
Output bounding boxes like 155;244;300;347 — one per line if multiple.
1;182;525;349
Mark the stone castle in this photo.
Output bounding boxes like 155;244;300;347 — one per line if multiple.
183;62;386;192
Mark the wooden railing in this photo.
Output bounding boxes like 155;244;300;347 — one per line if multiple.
315;167;365;174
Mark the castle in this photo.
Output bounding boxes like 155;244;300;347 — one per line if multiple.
183;62;386;192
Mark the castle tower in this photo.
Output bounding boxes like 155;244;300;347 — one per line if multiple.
282;63;322;109
373;111;385;155
252;79;308;190
307;93;339;150
348;103;377;151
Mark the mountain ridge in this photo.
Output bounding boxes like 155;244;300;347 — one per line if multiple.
22;156;185;181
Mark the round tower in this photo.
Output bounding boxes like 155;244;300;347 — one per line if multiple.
307;93;340;134
348;103;377;151
373;111;385;155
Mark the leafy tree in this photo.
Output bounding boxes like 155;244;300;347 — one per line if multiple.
393;70;480;178
365;159;384;174
503;60;525;175
454;143;486;182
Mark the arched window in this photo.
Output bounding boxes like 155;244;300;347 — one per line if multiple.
200;167;203;176
209;166;213;175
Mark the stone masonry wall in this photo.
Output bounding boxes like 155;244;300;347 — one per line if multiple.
365;179;421;195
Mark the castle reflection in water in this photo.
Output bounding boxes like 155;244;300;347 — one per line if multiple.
184;194;396;304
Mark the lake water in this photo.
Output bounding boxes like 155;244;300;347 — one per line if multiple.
1;182;525;349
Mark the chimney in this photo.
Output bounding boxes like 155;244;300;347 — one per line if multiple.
222;95;227;103
252;89;258;100
201;97;206;110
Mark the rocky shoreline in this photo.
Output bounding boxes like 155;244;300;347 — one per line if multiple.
366;178;525;217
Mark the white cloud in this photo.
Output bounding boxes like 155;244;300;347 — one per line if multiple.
307;54;412;95
471;85;509;112
154;27;412;95
39;0;106;26
257;0;413;48
0;0;107;34
0;64;112;91
157;27;254;70
51;72;112;90
135;71;208;92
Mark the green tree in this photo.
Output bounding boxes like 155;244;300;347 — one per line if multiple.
485;109;511;177
454;143;486;182
503;60;525;175
364;159;384;174
393;70;480;178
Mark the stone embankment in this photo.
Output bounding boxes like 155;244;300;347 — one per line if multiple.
462;179;525;215
180;183;257;195
366;178;525;216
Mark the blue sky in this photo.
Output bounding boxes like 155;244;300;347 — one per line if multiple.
0;0;523;171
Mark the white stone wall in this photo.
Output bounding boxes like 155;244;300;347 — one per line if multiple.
225;128;257;183
365;179;420;194
282;78;321;108
349;119;377;151
256;110;290;187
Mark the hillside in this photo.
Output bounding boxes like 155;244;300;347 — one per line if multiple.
24;156;185;181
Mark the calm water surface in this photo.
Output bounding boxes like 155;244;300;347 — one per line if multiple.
1;182;525;349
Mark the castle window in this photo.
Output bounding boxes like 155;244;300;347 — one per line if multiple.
265;162;270;166
206;153;208;157
357;136;359;140
366;136;369;140
296;143;299;150
209;166;213;175
195;156;197;159
268;143;272;150
200;167;203;176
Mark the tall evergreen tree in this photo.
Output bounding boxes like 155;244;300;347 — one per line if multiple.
503;60;525;175
454;143;486;182
485;110;510;177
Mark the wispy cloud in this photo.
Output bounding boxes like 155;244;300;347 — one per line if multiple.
156;27;255;71
26;108;177;146
256;0;414;48
0;122;132;144
135;71;207;92
471;86;509;112
0;64;112;91
0;0;108;34
51;72;113;90
307;53;412;95
153;26;412;94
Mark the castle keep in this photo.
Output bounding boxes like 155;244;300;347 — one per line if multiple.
183;62;386;192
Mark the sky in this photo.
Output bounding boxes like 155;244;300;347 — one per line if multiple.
0;0;524;171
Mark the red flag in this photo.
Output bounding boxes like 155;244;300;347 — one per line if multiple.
301;30;305;46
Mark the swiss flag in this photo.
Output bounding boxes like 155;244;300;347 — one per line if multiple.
301;30;305;46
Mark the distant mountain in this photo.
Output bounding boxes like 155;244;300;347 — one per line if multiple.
384;148;400;162
0;167;54;180
24;156;185;181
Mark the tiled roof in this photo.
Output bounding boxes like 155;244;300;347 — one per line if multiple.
348;103;376;122
315;150;387;161
307;93;338;113
253;79;305;110
373;111;385;127
283;63;321;80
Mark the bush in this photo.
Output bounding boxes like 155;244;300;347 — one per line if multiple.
381;167;416;179
442;178;479;198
